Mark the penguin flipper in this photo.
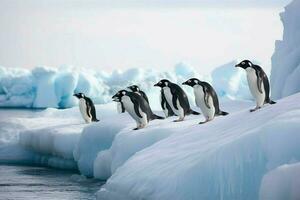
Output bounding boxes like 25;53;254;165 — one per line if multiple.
160;90;166;110
85;102;92;118
132;99;143;118
121;102;125;113
204;88;211;109
171;88;179;110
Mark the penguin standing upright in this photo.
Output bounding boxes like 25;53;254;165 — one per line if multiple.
183;78;228;124
112;90;164;130
154;79;200;122
160;89;175;117
73;93;99;123
235;60;276;112
127;85;149;104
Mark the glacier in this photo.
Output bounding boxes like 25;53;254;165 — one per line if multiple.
0;61;251;109
271;0;300;99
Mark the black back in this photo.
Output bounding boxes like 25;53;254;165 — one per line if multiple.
139;90;149;104
200;82;221;114
127;92;163;121
169;82;191;115
252;65;270;103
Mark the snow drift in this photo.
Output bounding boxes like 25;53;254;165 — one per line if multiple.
271;0;300;99
0;61;251;109
97;93;300;200
260;162;300;200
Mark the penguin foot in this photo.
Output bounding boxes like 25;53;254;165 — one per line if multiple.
133;127;139;130
173;118;184;122
250;107;261;112
199;119;211;124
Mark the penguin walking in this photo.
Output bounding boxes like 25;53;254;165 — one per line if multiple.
127;85;149;104
183;78;228;124
73;93;99;123
112;90;164;130
154;79;200;122
235;60;276;112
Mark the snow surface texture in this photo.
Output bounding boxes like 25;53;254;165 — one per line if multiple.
271;0;300;99
0;61;251;109
260;162;300;200
97;93;300;200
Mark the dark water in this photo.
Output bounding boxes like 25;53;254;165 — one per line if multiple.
0;165;104;200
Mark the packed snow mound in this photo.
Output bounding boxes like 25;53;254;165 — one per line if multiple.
0;61;247;109
74;114;132;177
260;162;300;200
271;0;300;99
97;93;300;200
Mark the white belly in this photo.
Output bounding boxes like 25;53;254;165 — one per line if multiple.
163;87;184;117
246;68;265;107
193;85;215;120
79;99;91;123
121;96;147;126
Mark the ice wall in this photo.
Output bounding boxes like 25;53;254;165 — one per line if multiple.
0;61;249;109
271;0;300;99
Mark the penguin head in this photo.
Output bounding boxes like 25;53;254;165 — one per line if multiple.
73;93;85;99
182;78;201;87
235;60;253;69
154;79;170;88
112;90;128;102
127;85;140;92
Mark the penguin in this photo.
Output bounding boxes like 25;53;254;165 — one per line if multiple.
154;79;200;122
73;93;99;123
235;60;276;112
160;89;175;117
127;85;149;104
182;78;228;124
112;90;164;130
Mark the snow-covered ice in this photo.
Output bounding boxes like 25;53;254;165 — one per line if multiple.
1;91;300;200
96;93;300;200
1;88;300;199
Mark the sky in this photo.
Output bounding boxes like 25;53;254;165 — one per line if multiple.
0;0;292;74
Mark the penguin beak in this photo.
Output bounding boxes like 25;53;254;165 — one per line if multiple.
154;83;158;87
182;81;187;85
112;94;119;102
235;64;239;68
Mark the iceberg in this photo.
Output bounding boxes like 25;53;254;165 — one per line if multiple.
0;61;249;109
271;0;300;99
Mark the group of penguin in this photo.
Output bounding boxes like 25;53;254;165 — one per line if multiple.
74;60;276;130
